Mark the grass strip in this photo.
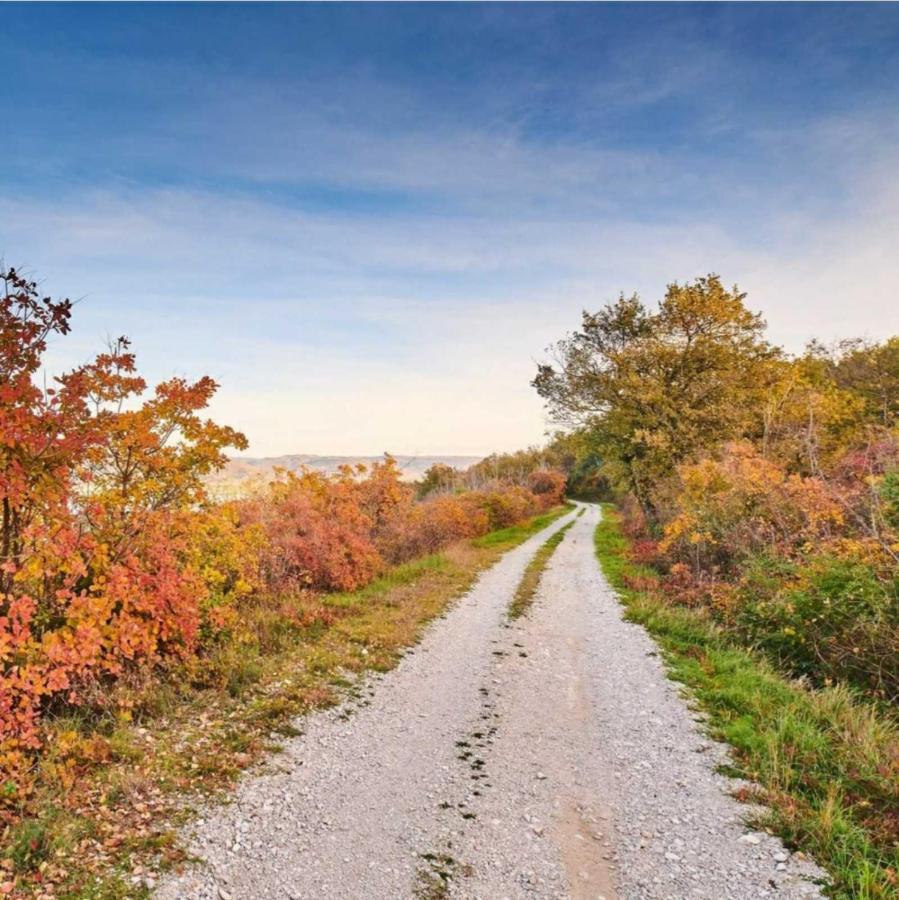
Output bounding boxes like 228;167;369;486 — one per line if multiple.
594;504;899;900
1;505;570;900
508;519;575;619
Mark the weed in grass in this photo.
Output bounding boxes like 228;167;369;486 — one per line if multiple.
415;852;458;900
8;817;50;871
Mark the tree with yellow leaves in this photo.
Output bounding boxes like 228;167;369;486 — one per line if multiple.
534;275;779;518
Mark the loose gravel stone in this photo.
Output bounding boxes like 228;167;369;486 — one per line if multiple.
154;505;826;900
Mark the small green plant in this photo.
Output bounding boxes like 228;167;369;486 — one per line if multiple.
736;554;898;702
8;818;51;871
415;852;457;899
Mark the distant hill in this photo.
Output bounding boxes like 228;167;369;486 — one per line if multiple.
207;453;483;498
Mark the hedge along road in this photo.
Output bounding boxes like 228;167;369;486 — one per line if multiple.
155;504;825;900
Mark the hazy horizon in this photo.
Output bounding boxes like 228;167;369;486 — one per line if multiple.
226;451;484;463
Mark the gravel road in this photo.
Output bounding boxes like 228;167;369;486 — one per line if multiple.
155;503;826;900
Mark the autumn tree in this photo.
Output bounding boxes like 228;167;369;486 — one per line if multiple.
417;463;459;498
0;268;247;767
533;275;779;517
808;337;899;429
759;353;866;476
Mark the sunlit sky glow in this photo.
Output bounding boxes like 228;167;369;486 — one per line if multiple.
3;3;899;456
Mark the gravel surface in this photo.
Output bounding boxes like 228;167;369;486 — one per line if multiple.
154;504;826;900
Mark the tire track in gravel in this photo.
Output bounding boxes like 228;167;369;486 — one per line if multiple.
444;503;825;900
156;503;827;900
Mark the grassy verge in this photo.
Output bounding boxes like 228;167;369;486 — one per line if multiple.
508;519;574;619
471;500;573;549
594;505;898;900
2;505;570;900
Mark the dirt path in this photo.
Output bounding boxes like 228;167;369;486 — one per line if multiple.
156;504;825;900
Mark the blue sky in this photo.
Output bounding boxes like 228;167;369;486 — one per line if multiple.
3;3;899;455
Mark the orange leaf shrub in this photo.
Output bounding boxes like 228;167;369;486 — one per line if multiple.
527;469;567;507
644;440;899;699
243;463;565;583
239;468;385;593
377;493;483;563
476;484;540;530
660;442;845;571
0;269;248;806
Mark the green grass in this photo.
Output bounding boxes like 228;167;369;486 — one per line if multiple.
594;505;899;900
472;502;572;548
325;553;451;609
508;519;575;619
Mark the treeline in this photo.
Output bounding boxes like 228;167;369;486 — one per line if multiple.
534;274;898;704
418;440;596;500
0;268;566;818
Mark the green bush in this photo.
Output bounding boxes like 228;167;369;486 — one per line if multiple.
879;470;899;530
737;555;899;703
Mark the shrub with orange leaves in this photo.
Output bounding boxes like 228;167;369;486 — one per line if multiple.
0;269;248;805
660;442;846;572
628;538;661;567
646;439;899;700
240;467;384;593
356;456;415;537
378;492;486;563
526;469;567;507
242;464;558;585
475;484;541;530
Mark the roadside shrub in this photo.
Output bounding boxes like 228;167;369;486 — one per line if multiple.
737;554;899;702
628;538;661;567
660;442;845;573
378;494;483;563
242;463;560;591
880;470;899;530
0;269;250;806
527;469;567;506
239;469;384;593
189;504;265;637
621;437;899;705
476;484;540;529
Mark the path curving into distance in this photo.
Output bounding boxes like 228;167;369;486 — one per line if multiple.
156;504;824;900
